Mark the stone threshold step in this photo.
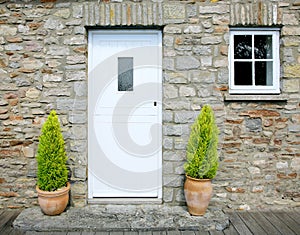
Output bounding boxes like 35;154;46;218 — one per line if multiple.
13;205;229;232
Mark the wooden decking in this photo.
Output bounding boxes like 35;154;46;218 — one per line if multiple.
1;209;300;235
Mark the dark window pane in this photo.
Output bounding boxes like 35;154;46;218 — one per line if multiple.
234;35;252;59
255;61;273;86
254;35;272;59
118;57;133;91
234;62;252;85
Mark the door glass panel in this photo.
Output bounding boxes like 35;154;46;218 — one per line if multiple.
234;35;252;59
234;61;252;85
118;57;133;91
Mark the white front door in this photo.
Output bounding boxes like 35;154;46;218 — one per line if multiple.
88;30;162;198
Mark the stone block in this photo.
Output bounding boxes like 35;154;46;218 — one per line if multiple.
163;137;173;150
288;125;300;133
57;98;87;111
74;166;87;179
183;25;202;34
283;79;299;93
198;86;213;98
164;72;187;84
163;111;173;122
164;84;178;99
163;58;174;71
213;15;230;25
43;74;63;82
74;26;85;34
164;100;190;110
163;187;173;203
4;44;23;51
74;82;87;97
190;70;216;84
44;88;71;97
26;88;40;99
179;86;196;97
66;55;86;65
163;125;183;136
163;161;173;174
73;5;83;18
276;162;288;170
72;182;87;195
163;35;174;47
241;110;280;118
21;59;43;71
69;111;87;124
163;175;184;187
192;45;212;56
163;151;185;161
164;48;176;57
199;5;229;14
175;188;185;203
174;161;185;175
214;57;228;67
63;36;86;45
164;25;182;34
176;56;200;70
174;111;196;124
44;18;65;30
47;46;70;56
291;158;300;171
201;56;213;67
282;26;300;36
201;36;223;45
54;9;71;19
70;140;87;152
24;42;42;52
284;64;300;77
66;71;86;81
23;8;50;18
248;167;261;175
174;138;187;150
70;125;87;140
163;4;185;23
0;25;17;36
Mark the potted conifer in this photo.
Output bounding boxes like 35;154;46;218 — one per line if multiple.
36;110;70;216
184;105;219;216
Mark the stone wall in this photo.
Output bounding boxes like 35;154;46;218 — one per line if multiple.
0;0;299;210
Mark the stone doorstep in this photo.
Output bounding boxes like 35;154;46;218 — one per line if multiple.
13;205;229;232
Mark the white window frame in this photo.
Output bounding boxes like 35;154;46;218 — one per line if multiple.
229;28;280;94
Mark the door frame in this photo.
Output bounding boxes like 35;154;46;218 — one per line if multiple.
87;29;162;203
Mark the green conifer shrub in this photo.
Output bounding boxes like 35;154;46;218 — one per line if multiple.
184;105;219;179
36;110;68;191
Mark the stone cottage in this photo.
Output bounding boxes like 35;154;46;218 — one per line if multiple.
0;0;299;211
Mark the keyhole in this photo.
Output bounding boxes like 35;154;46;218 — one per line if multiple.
154;101;157;106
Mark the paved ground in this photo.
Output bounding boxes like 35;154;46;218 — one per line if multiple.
1;206;300;234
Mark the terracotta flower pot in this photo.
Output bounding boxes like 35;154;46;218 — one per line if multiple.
36;182;70;216
184;175;212;216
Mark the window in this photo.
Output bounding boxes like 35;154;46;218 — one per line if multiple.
229;28;280;94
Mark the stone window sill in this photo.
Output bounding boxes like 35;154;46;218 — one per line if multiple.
223;94;288;101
